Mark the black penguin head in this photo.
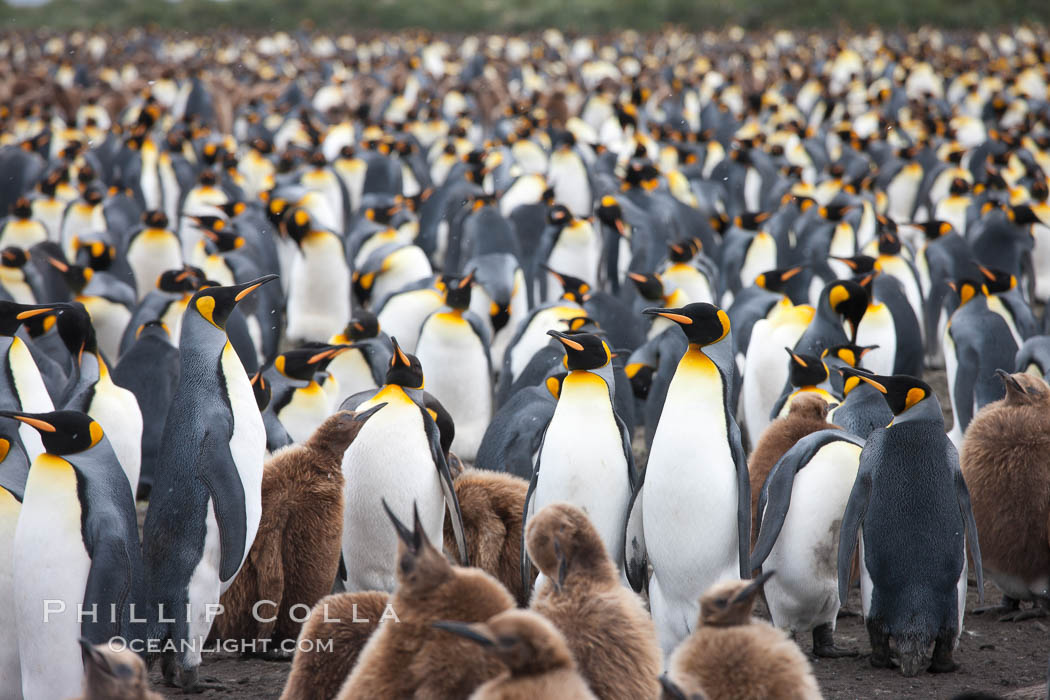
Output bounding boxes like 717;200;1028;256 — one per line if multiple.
785;348;828;388
753;266;803;293
0;301;63;337
628;272;664;301
822;343;877;369
667;238;701;263
0;410;104;455
547;330;611;371
344;311;380;341
977;265;1016;294
143;210;169;230
545;267;591;303
274;344;342;380
191;275;278;330
11;197;32;219
284;207;313;245
56;304;98;362
74;240;116;271
947;278;985;307
157;267;202;294
840;368;933;415
385;337;424;389
546;205;572;229
876;231;902;256
914;220;954;241
441;271;474;310
1009;204;1046;226
831;255;877;275
48;257;93;295
0;247;29;269
642;303;730;347
596;196;625;235
822;280;869;342
733;211;772;231
200;226;246;254
623;160;660;190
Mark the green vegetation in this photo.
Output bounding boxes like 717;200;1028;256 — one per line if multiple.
0;0;1044;33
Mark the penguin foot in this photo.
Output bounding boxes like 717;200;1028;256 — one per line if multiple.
972;594;1019;616
812;623;859;658
998;607;1047;623
929;638;959;674
836;607;861;619
869;653;899;669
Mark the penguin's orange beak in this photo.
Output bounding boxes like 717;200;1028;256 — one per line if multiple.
547;330;584;351
2;413;56;432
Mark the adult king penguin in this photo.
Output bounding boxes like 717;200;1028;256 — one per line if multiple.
5;410;145;700
414;271;492;462
838;370;983;676
142;274;277;692
338;338;468;592
522;330;635;591
625;302;750;657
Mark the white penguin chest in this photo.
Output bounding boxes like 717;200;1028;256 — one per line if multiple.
14;456;91;699
278;380;334;444
7;337;54;461
221;343;266;560
854;304;897;376
328;349;378;400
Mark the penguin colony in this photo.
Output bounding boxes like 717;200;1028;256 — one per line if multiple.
0;23;1048;700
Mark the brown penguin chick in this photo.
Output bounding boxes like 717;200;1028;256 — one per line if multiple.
212;405;386;651
748;394;834;546
434;609;598;700
527;502;662;700
335;501;516;699
75;639;161;700
444;468;536;605
280;591;390;700
962;370;1050;621
667;573;821;700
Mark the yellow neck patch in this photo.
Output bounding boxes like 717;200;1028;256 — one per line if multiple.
0;438;9;462
89;421;104;447
904;387;926;411
196;295;218;327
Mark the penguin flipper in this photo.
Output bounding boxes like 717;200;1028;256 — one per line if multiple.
730;416;751;578
752;430;865;571
837;455;873;605
520;440;543;596
623;477;647;593
951;341;979;433
82;536;134;644
949;442;984;603
423;406;468;566
197;432;248;583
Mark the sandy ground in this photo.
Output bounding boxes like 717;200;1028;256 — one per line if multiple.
144;368;1049;698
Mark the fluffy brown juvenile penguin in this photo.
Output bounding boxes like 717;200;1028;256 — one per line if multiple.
280;591;390;700
747;394;834;546
666;572;821;700
527;502;662;700
962;370;1050;620
212;404;386;651
434;609;598;699
335;501;516;699
444;468;535;605
75;639;161;700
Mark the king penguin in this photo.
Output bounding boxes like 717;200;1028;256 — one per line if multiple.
141;274;276;691
284;207;351;342
414;271;493;462
751;428;866;657
5;409;145;700
0;423;29;697
624;302;751;657
326;311;392;407
522;330;635;590
838;370;983;676
338;338;469;591
0;301;60;461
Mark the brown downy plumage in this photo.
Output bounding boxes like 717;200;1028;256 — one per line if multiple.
212;405;386;649
961;370;1050;619
76;640;161;700
748;395;834;546
280;591;390;700
527;502;662;700
667;573;821;700
335;500;516;699
444;468;536;605
434;609;597;700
